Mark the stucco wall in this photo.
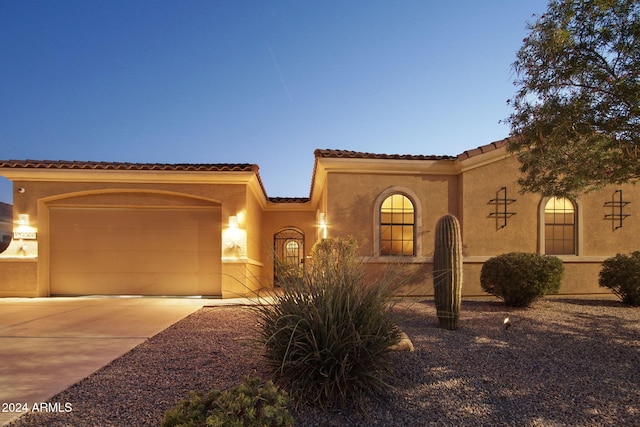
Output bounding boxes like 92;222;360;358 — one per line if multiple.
319;151;640;297
362;258;618;298
0;259;38;296
460;155;540;255
244;185;264;266
326;171;457;257
579;185;640;256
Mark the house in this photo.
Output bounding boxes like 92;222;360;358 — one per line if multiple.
0;139;637;297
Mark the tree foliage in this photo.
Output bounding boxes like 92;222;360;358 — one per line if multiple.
506;0;640;197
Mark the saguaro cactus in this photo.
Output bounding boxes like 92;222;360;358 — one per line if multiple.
433;214;463;330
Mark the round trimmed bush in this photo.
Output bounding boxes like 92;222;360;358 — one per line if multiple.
599;251;640;306
480;252;563;307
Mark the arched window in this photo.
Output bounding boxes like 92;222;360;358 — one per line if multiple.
285;240;300;266
544;197;576;255
380;193;415;256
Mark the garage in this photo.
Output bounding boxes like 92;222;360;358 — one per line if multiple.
49;206;221;296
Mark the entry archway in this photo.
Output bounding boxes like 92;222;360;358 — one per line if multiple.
273;228;305;283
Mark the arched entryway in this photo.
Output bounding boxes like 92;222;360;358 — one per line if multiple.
273;228;304;283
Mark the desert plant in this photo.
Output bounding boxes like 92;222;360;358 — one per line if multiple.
161;377;293;427
480;252;563;307
254;236;402;410
599;251;640;306
433;214;463;330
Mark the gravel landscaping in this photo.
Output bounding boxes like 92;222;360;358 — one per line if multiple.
8;297;640;427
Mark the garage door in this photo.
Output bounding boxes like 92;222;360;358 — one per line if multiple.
50;207;221;296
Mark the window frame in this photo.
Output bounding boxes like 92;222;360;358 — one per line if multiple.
373;187;421;257
539;197;582;256
284;240;300;266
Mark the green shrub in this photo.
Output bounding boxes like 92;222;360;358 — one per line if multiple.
255;236;402;410
599;251;640;306
161;377;292;427
480;252;563;307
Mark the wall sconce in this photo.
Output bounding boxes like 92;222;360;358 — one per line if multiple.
14;214;37;240
222;215;246;258
318;212;327;239
17;214;29;226
0;213;39;258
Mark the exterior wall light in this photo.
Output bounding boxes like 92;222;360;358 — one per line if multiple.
319;212;327;239
222;215;246;258
17;214;29;226
14;214;37;240
0;213;39;258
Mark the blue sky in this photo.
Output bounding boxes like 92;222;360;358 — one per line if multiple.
0;0;548;204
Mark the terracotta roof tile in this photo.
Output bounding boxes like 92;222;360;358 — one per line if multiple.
456;139;509;160
268;197;310;203
314;140;510;162
0;160;258;172
314;149;454;161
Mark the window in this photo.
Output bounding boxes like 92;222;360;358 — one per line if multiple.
380;194;415;256
285;240;300;266
544;197;576;255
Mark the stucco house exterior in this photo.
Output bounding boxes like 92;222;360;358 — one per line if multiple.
0;139;637;298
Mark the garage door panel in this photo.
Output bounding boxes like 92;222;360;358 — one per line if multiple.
52;272;217;296
53;226;203;251
52;250;212;273
55;232;201;252
52;249;219;273
50;206;221;296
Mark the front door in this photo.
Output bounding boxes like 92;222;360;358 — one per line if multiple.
273;228;304;283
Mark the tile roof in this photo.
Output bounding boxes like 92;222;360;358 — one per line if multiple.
314;149;454;161
0;160;258;172
456;139;509;160
268;197;310;203
0;140;511;204
314;139;510;162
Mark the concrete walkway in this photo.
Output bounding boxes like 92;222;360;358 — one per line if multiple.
0;296;253;426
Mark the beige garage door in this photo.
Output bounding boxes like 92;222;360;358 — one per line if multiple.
50;207;221;296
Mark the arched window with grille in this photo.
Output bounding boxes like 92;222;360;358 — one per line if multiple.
379;193;415;256
544;197;576;255
285;240;300;266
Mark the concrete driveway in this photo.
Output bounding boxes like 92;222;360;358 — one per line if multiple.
0;297;241;426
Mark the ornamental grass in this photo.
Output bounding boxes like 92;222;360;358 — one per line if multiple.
254;237;403;410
